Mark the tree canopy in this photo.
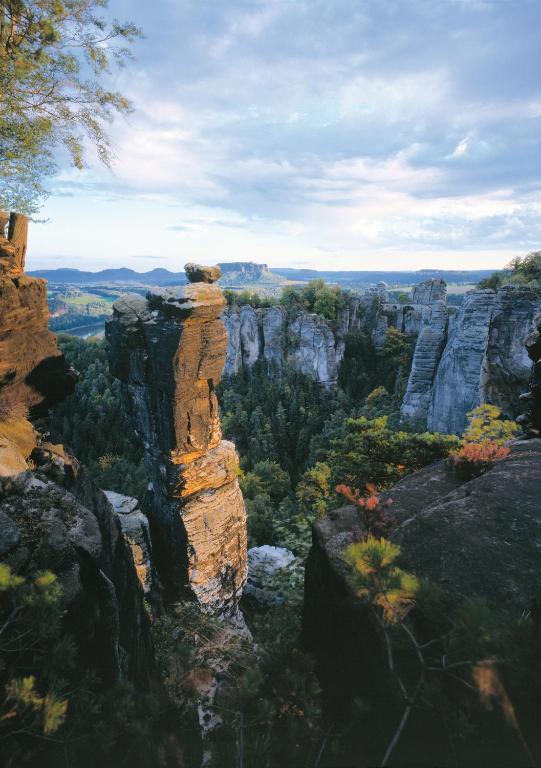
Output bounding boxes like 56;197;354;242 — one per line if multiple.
0;0;141;214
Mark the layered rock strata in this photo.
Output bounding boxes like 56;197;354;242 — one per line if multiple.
0;217;152;687
0;211;75;418
106;266;247;615
426;286;541;434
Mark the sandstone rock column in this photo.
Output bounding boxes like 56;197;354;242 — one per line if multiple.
518;311;541;437
106;264;248;615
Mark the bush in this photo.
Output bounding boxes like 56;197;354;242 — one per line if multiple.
462;404;519;445
336;483;396;539
448;440;510;481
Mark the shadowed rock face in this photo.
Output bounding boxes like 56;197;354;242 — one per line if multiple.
303;440;541;713
0;216;153;688
106;274;248;615
0;274;76;416
518;311;541;437
0;470;154;686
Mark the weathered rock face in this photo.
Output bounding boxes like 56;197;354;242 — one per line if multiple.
289;312;340;384
106;275;248;615
426;286;541;434
303;440;541;711
400;300;448;425
0;216;153;689
0;470;154;685
222;291;382;387
245;545;295;607
0;211;27;277
0;212;75;417
103;490;153;593
518;311;541;437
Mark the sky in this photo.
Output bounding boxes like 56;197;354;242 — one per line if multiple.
28;0;541;272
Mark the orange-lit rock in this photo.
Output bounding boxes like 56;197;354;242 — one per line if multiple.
106;268;247;615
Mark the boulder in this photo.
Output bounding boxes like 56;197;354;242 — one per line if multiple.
185;262;221;284
0;470;153;685
245;545;295;606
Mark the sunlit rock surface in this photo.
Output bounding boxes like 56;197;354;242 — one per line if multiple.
107;272;248;615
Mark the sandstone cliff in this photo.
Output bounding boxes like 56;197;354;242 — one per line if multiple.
302;440;541;744
0;212;75;423
106;267;248;615
222;290;382;386
425;286;541;434
0;213;152;687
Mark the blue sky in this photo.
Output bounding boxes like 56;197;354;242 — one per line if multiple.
28;0;541;272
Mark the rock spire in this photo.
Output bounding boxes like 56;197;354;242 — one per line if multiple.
106;264;248;615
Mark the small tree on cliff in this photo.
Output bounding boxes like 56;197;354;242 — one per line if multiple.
0;0;141;214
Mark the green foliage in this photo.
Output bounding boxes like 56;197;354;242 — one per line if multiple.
0;564;71;758
344;537;419;624
338;327;413;409
326;415;460;492
462;404;520;445
221;362;335;485
48;336;147;499
223;289;274;308
155;587;323;767
0;0;141;213
295;461;331;517
280;279;347;320
478;251;541;291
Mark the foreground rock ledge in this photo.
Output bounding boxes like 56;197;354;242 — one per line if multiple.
106;271;248;615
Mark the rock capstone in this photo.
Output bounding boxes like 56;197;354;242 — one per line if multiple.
185;262;222;284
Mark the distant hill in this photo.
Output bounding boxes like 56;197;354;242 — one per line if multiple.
29;267;188;285
29;263;495;288
270;267;495;286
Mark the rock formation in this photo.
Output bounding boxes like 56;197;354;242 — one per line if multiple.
425;286;541;434
303;439;541;715
224;277;540;432
245;545;296;607
222;289;383;386
517;310;541;437
0;211;76;421
399;282;449;425
1;469;154;685
106;264;248;616
104;490;154;593
0;214;152;687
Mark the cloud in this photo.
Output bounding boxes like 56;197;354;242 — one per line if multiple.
33;0;541;270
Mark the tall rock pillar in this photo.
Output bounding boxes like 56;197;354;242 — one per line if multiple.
106;264;247;615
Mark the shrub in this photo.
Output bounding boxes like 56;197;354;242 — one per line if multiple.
344;537;418;625
449;440;510;481
462;404;519;445
336;483;396;539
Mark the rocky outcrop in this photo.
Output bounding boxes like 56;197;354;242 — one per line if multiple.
103;490;153;593
222;290;382;386
303;440;541;712
426;286;541;434
400;280;449;422
518;311;541;437
106;268;248;616
0;215;152;688
0;211;75;418
245;545;295;607
0;469;154;685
